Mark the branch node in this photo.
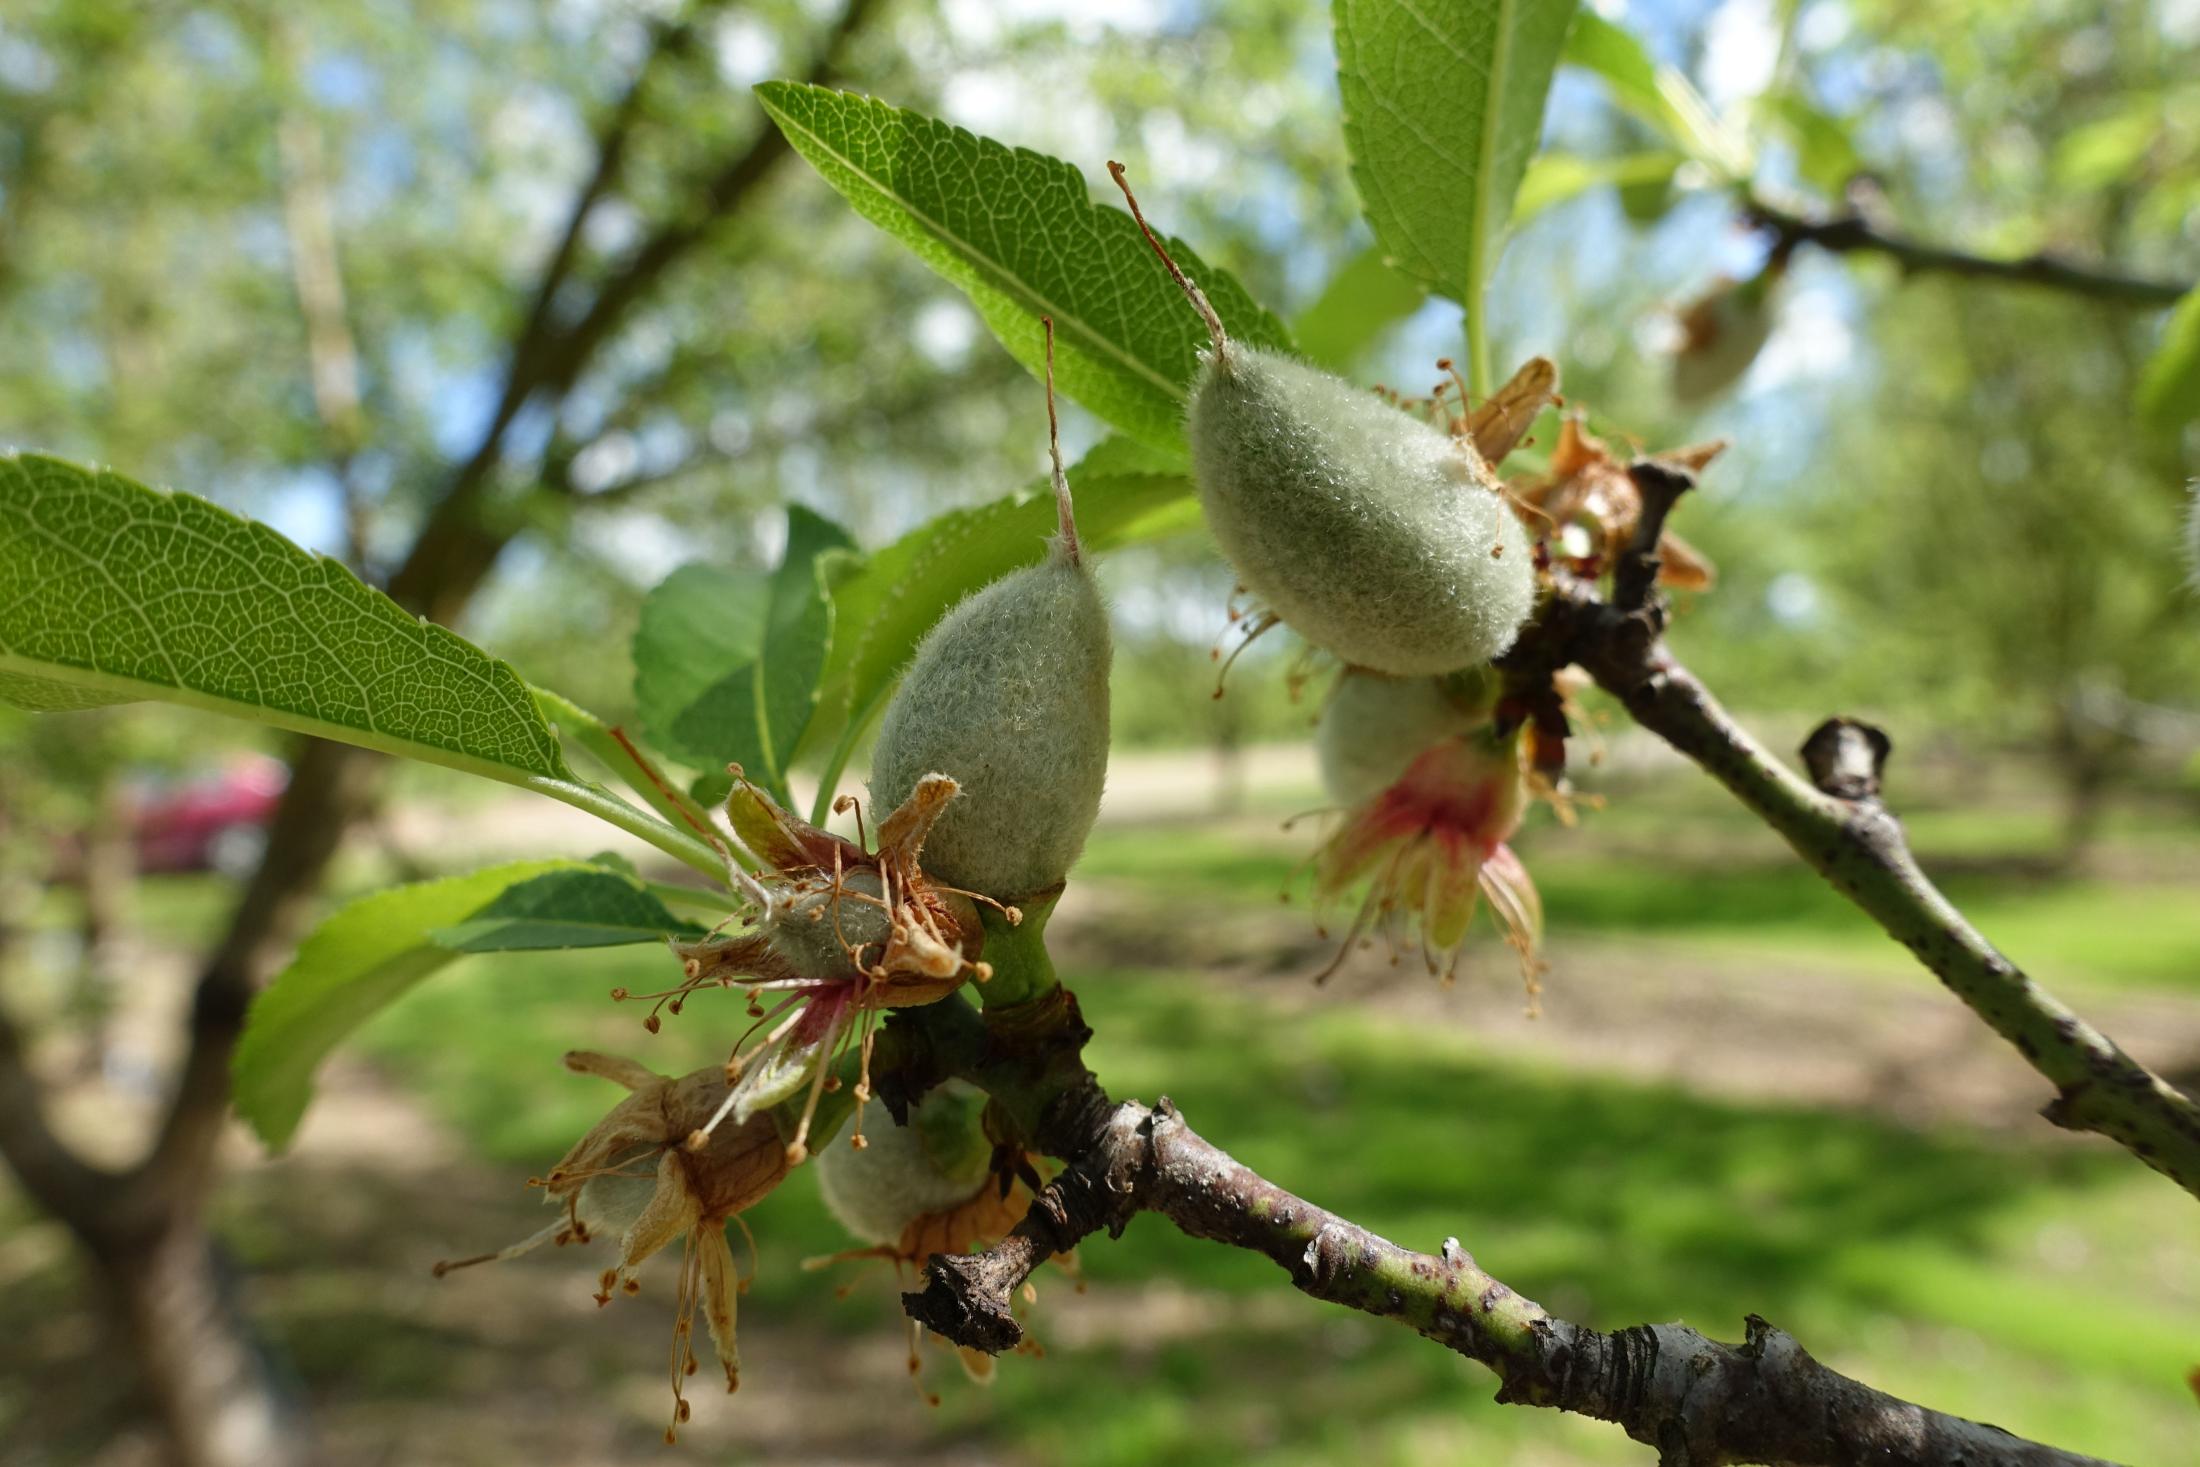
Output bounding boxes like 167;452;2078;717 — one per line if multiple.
1613;461;1695;612
1800;717;1891;803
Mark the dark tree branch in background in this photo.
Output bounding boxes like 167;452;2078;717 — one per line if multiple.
272;19;370;566
387;0;883;624
1745;197;2190;307
1508;464;2200;1198
0;8;888;1461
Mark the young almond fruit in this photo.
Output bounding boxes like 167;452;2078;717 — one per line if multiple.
1110;164;1535;677
815;1079;1001;1250
1670;265;1780;404
868;320;1111;903
811;1079;1043;1399
1307;668;1543;1000
1316;665;1497;808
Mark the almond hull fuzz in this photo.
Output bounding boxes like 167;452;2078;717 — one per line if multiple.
817;1080;996;1247
1317;667;1496;809
1191;345;1536;675
869;555;1111;903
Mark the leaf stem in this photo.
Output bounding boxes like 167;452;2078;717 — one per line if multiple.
1465;300;1493;402
808;686;889;827
534;687;702;832
520;775;725;881
974;896;1061;1009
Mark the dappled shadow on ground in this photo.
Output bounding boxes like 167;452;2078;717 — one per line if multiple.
6;790;2196;1466
2;1001;2151;1467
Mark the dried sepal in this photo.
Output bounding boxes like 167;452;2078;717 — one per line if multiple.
434;1052;788;1441
1512;416;1724;590
647;772;995;1166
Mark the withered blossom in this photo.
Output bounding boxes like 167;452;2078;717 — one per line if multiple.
435;1052;789;1441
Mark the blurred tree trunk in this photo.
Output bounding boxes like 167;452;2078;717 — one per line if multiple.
0;5;881;1460
69;777;134;1073
2047;704;2128;874
93;1224;301;1467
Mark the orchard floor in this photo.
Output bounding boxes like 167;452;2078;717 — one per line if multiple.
4;746;2199;1465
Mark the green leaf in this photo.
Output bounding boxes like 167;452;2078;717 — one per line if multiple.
1514;149;1684;225
633;565;768;766
1335;0;1580;336
2054;102;2162;191
232;859;581;1150
637;508;855;805
1562;11;1752;180
1765;92;1859;198
1292;247;1428;373
2139;286;2200;431
431;866;709;952
0;454;572;785
754;81;1292;454
792;442;1193;780
753;505;857;793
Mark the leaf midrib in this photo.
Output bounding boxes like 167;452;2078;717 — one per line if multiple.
761;92;1187;404
1474;0;1520;306
0;651;569;792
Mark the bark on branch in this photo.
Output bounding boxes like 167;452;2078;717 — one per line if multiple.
1502;467;2200;1199
907;1095;2119;1467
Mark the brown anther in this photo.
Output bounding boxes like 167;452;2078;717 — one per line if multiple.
785;1141;809;1166
685;1129;709;1152
610;986;630;1000
644;1015;662;1034
823;1074;842;1093
851;1133;869;1151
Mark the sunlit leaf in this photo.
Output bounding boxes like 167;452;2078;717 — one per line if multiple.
431;866;709;952
0;453;572;785
1514;150;1684;225
755;81;1291;455
2140;286;2200;431
1335;0;1580;317
1765;92;1860;197
1562;11;1752;180
233;859;583;1150
1292;246;1428;373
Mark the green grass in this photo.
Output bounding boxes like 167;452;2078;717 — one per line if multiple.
1074;777;2200;997
27;758;2187;1464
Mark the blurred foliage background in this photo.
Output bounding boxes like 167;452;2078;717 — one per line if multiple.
2;0;2198;1463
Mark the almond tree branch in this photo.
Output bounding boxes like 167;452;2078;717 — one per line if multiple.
902;1079;2118;1467
1506;463;2200;1199
1744;198;2189;308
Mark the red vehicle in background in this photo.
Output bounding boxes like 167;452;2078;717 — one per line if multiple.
128;754;288;876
